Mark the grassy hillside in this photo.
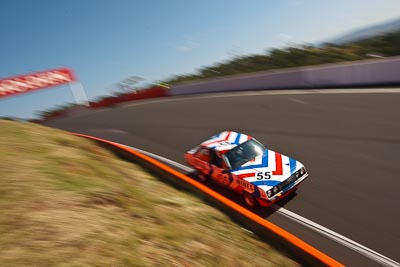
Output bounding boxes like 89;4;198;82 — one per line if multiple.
0;120;299;267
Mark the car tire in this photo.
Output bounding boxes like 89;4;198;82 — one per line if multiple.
195;170;209;183
243;191;258;208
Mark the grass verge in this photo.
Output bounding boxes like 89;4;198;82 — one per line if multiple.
0;120;299;267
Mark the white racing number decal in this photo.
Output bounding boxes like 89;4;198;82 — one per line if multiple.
237;179;254;191
256;171;271;180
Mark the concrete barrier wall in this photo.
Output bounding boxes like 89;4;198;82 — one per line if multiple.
90;86;168;108
170;56;400;95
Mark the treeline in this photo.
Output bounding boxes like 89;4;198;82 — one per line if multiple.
166;30;400;85
35;102;79;120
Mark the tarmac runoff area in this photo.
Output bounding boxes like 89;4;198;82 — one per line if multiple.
45;88;400;267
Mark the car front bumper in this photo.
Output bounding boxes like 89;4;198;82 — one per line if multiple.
258;173;309;207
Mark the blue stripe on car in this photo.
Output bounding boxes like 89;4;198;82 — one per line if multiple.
233;133;241;144
289;158;297;173
251;180;281;187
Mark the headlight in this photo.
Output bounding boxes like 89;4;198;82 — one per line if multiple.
295;171;300;178
298;167;307;176
272;186;279;194
267;190;272;197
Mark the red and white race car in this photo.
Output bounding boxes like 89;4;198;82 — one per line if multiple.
185;131;309;208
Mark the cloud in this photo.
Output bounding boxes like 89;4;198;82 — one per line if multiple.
175;40;200;52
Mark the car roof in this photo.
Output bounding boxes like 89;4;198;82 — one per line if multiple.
200;131;252;153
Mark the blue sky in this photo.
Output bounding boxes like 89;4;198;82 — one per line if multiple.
1;0;400;119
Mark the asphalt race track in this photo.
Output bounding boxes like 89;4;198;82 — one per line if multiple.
44;89;400;267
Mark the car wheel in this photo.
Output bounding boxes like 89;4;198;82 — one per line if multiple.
195;171;209;183
243;191;258;208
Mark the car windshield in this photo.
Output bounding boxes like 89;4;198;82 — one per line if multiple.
223;139;265;170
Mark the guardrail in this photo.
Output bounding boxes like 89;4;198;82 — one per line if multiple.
72;132;344;267
170;56;400;95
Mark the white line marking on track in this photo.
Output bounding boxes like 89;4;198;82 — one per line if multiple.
92;128;128;134
289;97;307;104
269;206;400;267
120;88;400;108
189;88;400;99
126;144;400;267
131;146;193;172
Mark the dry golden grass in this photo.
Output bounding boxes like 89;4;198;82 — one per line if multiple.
0;120;299;267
